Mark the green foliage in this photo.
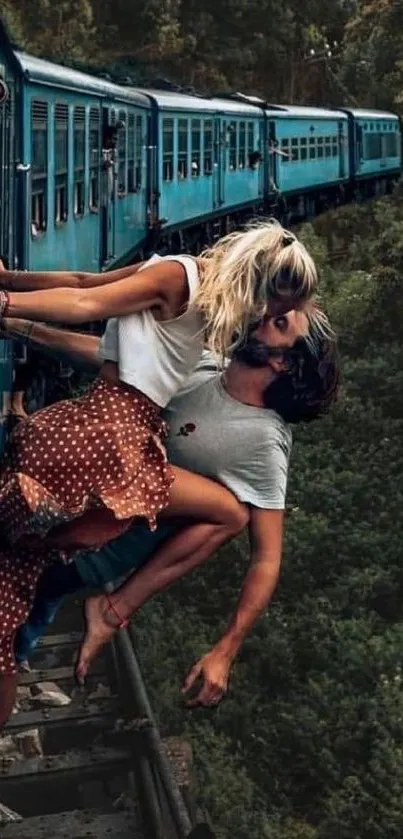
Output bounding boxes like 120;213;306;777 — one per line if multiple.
131;194;403;837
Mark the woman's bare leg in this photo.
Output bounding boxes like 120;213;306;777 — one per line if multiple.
75;467;248;682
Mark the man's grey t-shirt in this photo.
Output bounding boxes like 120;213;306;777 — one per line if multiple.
164;355;292;509
77;354;292;587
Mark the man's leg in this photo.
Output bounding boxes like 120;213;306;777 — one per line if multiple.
15;523;176;664
14;563;83;665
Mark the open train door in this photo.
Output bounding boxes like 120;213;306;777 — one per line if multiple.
0;22;20;453
212;116;225;210
100;106;117;266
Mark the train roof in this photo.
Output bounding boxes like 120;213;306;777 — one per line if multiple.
266;104;348;120
138;88;261;116
15;51;150;107
343;108;399;121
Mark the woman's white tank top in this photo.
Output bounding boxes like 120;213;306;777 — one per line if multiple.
99;254;205;408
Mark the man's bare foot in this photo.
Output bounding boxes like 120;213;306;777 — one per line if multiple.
75;595;127;684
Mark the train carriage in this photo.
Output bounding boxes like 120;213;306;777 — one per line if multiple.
15;53;151;273
343;108;401;197
269;105;350;216
143;89;264;238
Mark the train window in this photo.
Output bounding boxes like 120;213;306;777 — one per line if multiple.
300;138;307;161
291;138;299;161
89;108;100;211
204;120;213;174
325;136;331;157
191;119;201;177
247;122;254;155
73;106;85;217
31;100;48;234
54;103;69;225
309;137;316;159
128;113;135;192
163;118;174;181
280;139;289;162
135;115;143;188
384;133;398;156
365;132;382;159
229;121;237;170
238;121;246;169
364;123;368;130
117;110;127;195
332;137;338;156
370;123;374;131
178;119;188;179
317;137;324;158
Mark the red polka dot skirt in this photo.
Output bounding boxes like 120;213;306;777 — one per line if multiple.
0;376;175;673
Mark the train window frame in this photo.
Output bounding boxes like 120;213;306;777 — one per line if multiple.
163;117;174;182
191;118;201;178
178;118;189;180
135;114;143;190
204;119;213;175
117;109;127;197
384;131;398;157
73;105;85;218
247;121;255;159
228;121;237;171
365;132;382;159
31;99;48;236
127;113;136;192
280;138;290;163
54;103;69;226
238;121;246;169
291;137;299;162
89;107;100;212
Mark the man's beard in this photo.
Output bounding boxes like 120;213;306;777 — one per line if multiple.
232;337;284;368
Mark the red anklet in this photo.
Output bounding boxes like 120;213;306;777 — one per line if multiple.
106;596;129;629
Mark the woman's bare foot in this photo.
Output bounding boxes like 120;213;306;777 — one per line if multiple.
75;595;127;684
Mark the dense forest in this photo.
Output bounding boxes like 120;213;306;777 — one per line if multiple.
135;194;403;839
3;1;403;837
2;0;403;110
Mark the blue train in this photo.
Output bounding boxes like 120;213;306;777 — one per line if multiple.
0;18;402;446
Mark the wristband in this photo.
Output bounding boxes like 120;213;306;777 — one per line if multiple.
0;289;10;319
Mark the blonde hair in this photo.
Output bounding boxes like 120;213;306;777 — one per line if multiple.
195;218;318;359
304;299;335;356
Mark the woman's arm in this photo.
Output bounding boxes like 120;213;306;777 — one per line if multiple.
0;262;145;291
1;317;102;370
2;260;188;325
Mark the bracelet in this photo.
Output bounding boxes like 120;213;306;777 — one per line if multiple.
0;289;10;319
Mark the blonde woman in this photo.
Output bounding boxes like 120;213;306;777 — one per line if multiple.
0;220;319;724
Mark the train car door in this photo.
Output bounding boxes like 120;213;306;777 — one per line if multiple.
100;106;117;265
338;120;346;179
212;116;224;209
267;119;278;194
0;72;16;267
0;69;15;453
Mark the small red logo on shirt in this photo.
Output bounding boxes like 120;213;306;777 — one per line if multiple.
176;422;196;437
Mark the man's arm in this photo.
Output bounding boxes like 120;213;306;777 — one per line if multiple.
0;317;102;371
0;262;144;291
182;507;284;706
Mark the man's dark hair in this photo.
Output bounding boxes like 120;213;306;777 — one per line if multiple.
264;335;340;423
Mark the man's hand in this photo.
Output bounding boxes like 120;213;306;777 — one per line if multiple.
181;648;232;708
